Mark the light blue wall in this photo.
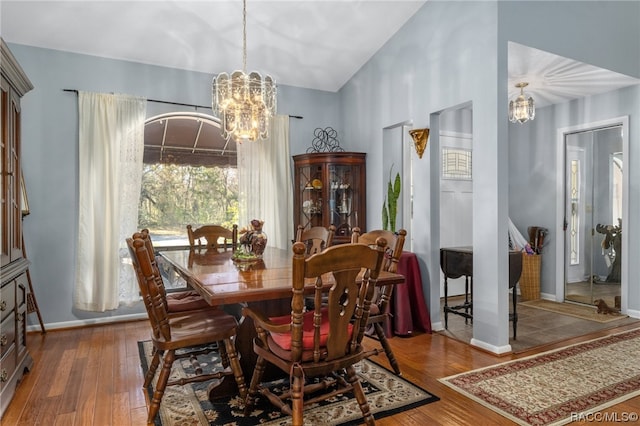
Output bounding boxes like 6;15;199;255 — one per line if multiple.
10;43;341;326
500;0;640;346
509;84;640;309
339;0;639;350
340;0;509;349
10;1;640;350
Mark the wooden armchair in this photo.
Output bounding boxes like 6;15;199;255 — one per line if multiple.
242;238;388;426
295;225;335;255
136;229;211;313
187;224;238;251
127;235;247;425
351;227;407;375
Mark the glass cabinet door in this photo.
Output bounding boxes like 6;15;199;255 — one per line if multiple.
297;163;324;230
329;163;361;238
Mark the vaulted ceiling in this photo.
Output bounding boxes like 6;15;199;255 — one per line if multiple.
2;1;637;162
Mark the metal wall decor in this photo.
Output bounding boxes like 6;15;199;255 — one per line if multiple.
409;128;430;159
306;127;344;153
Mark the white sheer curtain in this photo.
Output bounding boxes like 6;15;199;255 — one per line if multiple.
74;92;146;312
238;115;294;250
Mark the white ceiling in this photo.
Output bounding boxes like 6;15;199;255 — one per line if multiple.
1;0;426;93
1;1;638;102
507;42;638;108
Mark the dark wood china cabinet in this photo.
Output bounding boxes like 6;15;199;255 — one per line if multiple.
1;38;34;417
293;152;366;244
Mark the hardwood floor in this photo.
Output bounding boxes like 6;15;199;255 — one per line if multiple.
3;319;639;425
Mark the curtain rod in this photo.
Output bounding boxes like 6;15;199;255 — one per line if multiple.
63;89;303;119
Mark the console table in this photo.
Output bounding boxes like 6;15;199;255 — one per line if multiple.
440;247;523;339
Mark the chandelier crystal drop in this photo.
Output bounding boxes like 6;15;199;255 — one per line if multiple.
508;82;535;124
212;0;276;142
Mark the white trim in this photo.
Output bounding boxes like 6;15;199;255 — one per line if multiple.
627;309;640;319
383;120;414;250
26;313;148;332
470;338;512;355
430;321;445;332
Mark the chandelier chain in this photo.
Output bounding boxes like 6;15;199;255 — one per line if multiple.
242;0;247;73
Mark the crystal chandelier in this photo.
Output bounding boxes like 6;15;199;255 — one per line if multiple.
212;0;276;142
508;82;535;124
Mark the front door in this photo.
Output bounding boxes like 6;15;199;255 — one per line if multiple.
564;126;623;307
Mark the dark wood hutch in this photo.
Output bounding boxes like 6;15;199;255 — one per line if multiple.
1;38;34;417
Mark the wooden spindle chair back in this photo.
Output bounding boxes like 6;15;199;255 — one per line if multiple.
295;224;335;255
126;235;247;424
350;227;407;375
187;224;238;251
242;238;388;426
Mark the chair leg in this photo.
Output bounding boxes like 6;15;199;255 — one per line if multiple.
218;340;230;368
374;322;401;375
223;337;247;399
143;347;162;387
291;371;304;426
512;287;518;340
147;349;175;424
346;365;375;426
244;355;267;416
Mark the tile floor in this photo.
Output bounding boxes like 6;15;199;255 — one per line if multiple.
437;295;639;353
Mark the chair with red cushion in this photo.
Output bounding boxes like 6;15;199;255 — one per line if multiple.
351;227;406;375
242;238;387;426
127;235;247;425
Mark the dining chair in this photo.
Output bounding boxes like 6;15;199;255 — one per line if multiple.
187;224;238;251
242;238;388;426
351;227;407;375
135;229;211;313
127;235;247;425
295;224;336;255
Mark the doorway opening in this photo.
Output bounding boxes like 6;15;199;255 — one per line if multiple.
438;106;473;299
382;121;414;251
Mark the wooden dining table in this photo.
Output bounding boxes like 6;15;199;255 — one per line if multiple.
159;246;405;400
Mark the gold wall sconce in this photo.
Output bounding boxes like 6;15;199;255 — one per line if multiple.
409;128;430;159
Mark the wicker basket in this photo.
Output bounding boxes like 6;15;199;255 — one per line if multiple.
520;253;541;301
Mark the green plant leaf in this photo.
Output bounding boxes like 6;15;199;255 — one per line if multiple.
393;172;401;200
382;202;389;230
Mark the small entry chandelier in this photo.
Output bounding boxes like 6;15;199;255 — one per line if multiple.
508;82;535;124
212;0;276;142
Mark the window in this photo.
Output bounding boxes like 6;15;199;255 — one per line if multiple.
442;147;472;180
138;112;238;248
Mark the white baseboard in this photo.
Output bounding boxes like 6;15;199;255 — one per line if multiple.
626;308;640;319
26;312;148;332
470;338;512;354
430;321;444;332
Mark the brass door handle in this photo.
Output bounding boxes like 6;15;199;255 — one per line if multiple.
0;334;7;346
0;369;7;382
0;300;6;311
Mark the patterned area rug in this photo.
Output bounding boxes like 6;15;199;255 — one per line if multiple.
138;341;439;425
440;328;640;426
520;299;627;323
